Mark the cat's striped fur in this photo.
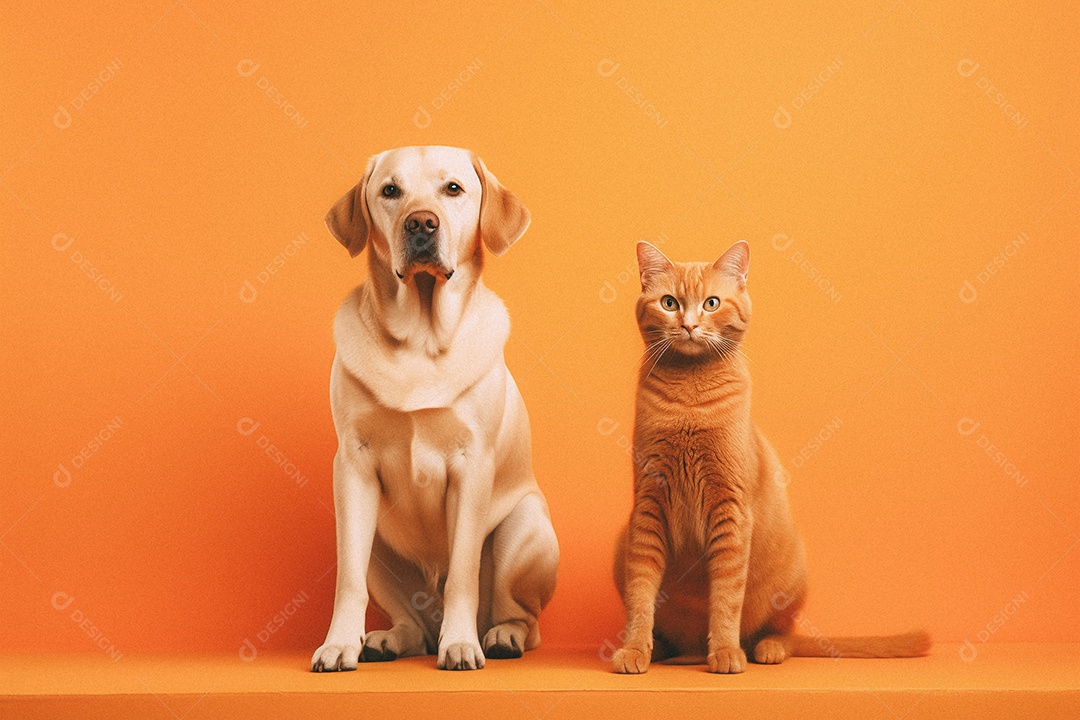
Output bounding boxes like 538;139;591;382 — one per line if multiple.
612;241;930;674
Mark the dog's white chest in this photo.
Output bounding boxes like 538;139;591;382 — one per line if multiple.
402;432;450;490
334;285;511;412
371;410;471;564
330;283;521;570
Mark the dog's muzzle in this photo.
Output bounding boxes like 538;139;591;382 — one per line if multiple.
397;210;455;281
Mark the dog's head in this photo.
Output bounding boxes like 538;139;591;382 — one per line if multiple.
325;146;530;283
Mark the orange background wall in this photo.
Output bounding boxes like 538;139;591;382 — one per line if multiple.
2;1;1077;659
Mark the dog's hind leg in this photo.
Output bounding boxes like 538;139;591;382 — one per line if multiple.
482;492;559;659
362;535;439;661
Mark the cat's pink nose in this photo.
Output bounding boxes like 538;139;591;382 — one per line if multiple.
682;325;698;334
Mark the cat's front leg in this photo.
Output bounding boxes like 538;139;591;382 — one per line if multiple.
612;495;667;674
704;495;751;674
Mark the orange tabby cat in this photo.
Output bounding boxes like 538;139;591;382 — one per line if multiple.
612;240;930;674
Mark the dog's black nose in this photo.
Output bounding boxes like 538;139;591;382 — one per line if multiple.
404;211;439;236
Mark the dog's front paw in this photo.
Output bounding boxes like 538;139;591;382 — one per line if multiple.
612;646;651;674
311;642;361;672
707;646;747;674
361;629;401;662
483;622;526;659
438;641;486;670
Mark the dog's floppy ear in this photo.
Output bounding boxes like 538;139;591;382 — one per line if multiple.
325;156;377;257
471;154;530;256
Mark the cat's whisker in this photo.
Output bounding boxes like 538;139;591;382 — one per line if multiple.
640;332;680;364
640;340;668;365
708;338;737;362
705;337;728;360
707;334;755;366
643;338;672;369
641;347;667;370
638;345;662;363
638;335;674;362
732;346;755;365
730;348;754;366
644;339;673;381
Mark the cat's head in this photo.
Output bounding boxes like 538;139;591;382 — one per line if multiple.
635;241;751;361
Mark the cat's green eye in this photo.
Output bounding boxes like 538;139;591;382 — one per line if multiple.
660;295;679;311
703;296;720;311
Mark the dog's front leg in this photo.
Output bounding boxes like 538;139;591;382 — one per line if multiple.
311;450;380;672
437;455;493;670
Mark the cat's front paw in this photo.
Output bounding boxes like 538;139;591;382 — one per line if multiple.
707;646;747;674
753;637;787;664
612;646;651;674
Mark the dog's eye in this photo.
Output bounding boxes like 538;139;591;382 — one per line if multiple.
703;297;720;311
381;184;399;198
445;182;463;196
661;295;679;311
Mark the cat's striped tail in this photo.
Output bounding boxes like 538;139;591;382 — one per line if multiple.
657;630;931;665
785;629;931;658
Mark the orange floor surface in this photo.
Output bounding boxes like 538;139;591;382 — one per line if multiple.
3;644;1077;719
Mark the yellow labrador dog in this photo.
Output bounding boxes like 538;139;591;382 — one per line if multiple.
311;146;559;672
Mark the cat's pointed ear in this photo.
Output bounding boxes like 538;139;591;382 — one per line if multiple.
714;241;750;286
637;241;674;289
